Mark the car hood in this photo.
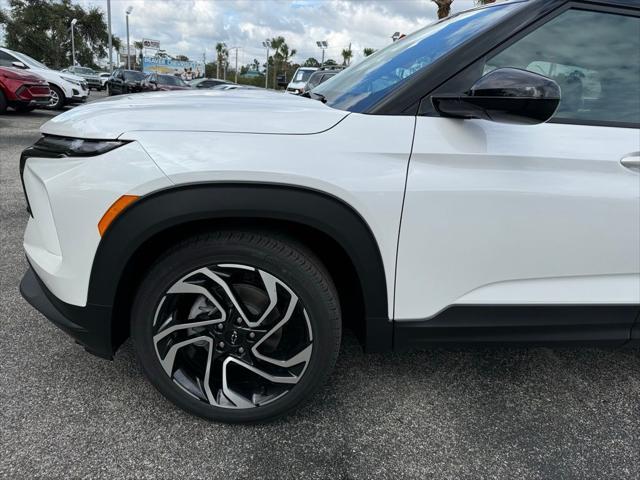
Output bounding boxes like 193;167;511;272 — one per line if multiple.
41;89;348;139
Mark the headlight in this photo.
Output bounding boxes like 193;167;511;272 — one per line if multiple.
31;135;128;157
60;75;82;86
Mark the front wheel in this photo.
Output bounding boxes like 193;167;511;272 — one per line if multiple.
131;231;341;423
48;85;65;110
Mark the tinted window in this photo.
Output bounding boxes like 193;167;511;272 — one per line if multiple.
306;73;324;89
485;9;640;125
313;3;521;112
0;50;16;67
158;75;186;86
124;71;146;81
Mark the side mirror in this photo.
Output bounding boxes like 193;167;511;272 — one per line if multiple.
12;61;28;69
432;67;560;125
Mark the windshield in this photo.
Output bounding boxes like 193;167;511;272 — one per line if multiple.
313;2;521;112
74;67;95;75
293;69;315;83
159;75;187;86
12;50;49;70
124;71;146;81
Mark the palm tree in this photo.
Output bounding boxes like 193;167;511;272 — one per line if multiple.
269;36;296;88
341;47;353;66
133;40;143;70
215;42;226;78
269;36;285;87
363;47;376;57
431;0;453;19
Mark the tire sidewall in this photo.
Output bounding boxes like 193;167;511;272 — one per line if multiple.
0;90;7;114
131;235;341;423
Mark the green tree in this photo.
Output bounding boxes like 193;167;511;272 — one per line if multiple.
204;62;216;78
341;47;353;66
215;42;227;78
3;0;119;69
252;58;260;71
324;58;337;66
175;54;189;61
269;36;296;88
363;47;376;57
133;40;143;70
303;57;320;67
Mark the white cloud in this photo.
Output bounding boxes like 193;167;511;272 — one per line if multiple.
1;0;479;65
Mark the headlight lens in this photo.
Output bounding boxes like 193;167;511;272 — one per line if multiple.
32;135;127;157
61;75;82;86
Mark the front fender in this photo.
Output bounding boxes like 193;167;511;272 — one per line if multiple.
90;182;392;352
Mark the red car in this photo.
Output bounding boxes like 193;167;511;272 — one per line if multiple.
0;66;51;113
141;73;191;91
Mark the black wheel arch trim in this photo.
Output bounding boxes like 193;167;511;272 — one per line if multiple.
89;182;392;352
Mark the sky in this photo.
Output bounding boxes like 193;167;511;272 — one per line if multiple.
1;0;478;66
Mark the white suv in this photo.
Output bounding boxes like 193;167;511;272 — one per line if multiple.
0;47;88;109
19;0;640;423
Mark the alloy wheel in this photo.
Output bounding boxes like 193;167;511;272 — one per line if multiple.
48;89;59;107
152;263;314;409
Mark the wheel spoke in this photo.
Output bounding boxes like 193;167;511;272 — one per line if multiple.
157;334;212;377
251;292;311;368
166;274;227;323
222;356;299;408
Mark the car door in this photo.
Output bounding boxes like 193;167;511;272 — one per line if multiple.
112;70;124;94
395;6;640;332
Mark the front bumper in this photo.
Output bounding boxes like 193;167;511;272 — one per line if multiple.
20;267;114;359
67;94;88;105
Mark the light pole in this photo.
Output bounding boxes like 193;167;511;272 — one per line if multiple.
107;0;113;71
126;6;133;69
227;46;240;83
70;18;77;66
316;40;327;67
262;40;271;89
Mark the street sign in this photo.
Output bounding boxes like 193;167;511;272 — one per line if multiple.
143;38;160;50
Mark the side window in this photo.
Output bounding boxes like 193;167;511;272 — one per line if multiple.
0;51;17;67
484;9;640;125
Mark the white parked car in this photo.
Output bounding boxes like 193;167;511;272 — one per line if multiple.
99;72;110;89
19;0;640;423
0;47;88;109
286;66;318;94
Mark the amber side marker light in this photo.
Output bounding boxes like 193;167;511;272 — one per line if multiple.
98;195;139;236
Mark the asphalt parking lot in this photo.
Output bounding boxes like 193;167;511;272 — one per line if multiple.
1;92;639;480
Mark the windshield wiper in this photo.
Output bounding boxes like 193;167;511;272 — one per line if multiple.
304;91;327;103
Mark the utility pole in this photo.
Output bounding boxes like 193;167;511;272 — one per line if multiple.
262;40;271;89
126;6;133;69
227;47;240;83
70;18;77;66
107;0;113;71
235;47;238;83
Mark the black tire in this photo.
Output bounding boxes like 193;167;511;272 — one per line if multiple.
0;91;7;114
107;84;113;96
48;85;65;110
131;230;341;423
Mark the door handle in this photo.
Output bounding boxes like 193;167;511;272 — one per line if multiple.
621;154;640;172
